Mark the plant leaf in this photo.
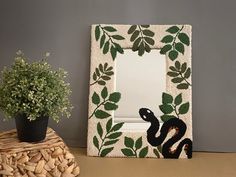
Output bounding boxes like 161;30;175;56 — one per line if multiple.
110;46;117;60
98;80;106;85
132;37;142;51
92;72;97;81
143;29;154;37
100;147;114;157
95;26;100;41
95;68;100;77
178;33;190;46
135;137;142;150
175;42;185;54
103;26;117;32
181;63;187;73
114;43;124;54
128;25;137;34
184;68;191;79
167;71;179;77
153;149;160;158
105;71;114;76
174;93;182;105
179;102;189;114
101;87;108;99
177;83;189;89
98;64;103;73
124;137;134;148
100;34;106;48
138;42;145;56
104;139;119;146
169;66;178;72
106;118;112;132
162;93;173;104
157;145;162;153
109;92;121;103
104;102;118;110
171;77;184;83
141;25;150;28
101;76;111;81
93;136;99;150
139;146;148;158
160;44;172;54
97;122;103;138
121;148;135;157
95;110;111;119
92;92;100;105
168;50;178;61
175;61;181;70
161;35;174;43
166;26;180;34
160;115;176;122
103;41;110;54
111;122;124;132
130;30;140;42
112;35;125;40
145;43;151;53
144;37;155;45
159;104;173;114
107;132;122;139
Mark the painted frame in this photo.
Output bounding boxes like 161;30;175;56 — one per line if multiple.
87;24;192;159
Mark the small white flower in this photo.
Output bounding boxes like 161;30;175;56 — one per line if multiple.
45;52;50;57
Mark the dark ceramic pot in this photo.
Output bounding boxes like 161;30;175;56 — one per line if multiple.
15;114;49;142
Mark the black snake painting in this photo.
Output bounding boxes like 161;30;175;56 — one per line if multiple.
139;108;192;159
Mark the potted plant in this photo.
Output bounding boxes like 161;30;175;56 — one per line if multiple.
0;51;73;142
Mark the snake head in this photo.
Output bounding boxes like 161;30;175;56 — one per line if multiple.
139;108;155;122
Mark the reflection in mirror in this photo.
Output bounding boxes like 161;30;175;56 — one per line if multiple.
114;49;166;131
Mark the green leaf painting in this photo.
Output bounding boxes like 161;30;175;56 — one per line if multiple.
95;25;124;60
90;63;114;86
128;25;155;56
167;61;191;89
153;145;162;158
159;92;190;121
160;25;190;61
121;137;148;158
89;86;121;119
93;118;124;156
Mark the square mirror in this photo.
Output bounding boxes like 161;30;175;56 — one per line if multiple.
88;24;192;159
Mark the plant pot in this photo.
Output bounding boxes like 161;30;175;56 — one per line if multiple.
15;114;49;142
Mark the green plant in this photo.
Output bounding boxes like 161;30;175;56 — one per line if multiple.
0;51;73;122
159;92;189;122
93;118;124;157
153;145;162;158
121;136;148;158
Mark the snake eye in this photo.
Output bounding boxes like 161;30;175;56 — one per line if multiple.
147;109;151;113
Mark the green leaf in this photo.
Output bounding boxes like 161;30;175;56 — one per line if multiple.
167;71;179;77
175;61;181;70
130;30;140;42
121;148;135;157
103;26;117;32
160;115;176;122
184;68;191;79
161;35;174;43
138;42;145;56
97;80;106;85
128;25;137;34
104;102;118;110
109;92;121;103
174;93;182;105
93;136;99;150
143;29;154;37
159;104;173;114
168;50;179;61
103;41;110;54
179;102;189;114
132;37;142;51
101;76;111;81
178;33;190;46
104;63;108;70
145;43;151;53
100;147;114;157
107;132;122;139
171;77;184;83
92;72;97;81
139;146;148;158
112;35;125;40
144;37;154;45
166;26;180;34
100;34;106;48
95;26;100;41
106;118;112;132
92;92;100;105
95;110;111;119
99;64;103;73
175;42;184;54
110;46;117;60
104;139;119;146
114;43;124;54
106;66;113;71
124;137;134;148
157;145;162;153
135;137;142;150
105;71;114;76
140;25;150;28
162;93;173;104
160;44;172;54
169;66;178;72
153;149;160;158
181;63;187;73
97;122;103;138
111;122;124;132
177;83;189;89
101;86;108;99
95;68;100;77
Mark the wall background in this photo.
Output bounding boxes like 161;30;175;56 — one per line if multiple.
0;0;235;152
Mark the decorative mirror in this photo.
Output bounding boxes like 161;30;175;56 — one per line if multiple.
87;24;192;159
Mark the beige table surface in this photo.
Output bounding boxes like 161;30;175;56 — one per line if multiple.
70;148;236;177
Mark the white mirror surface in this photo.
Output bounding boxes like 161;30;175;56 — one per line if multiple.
114;49;166;131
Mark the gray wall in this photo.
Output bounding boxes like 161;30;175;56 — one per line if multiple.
0;0;235;152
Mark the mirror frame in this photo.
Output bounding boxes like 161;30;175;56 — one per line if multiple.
87;24;192;159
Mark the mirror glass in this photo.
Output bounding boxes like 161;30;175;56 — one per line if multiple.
114;49;166;131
